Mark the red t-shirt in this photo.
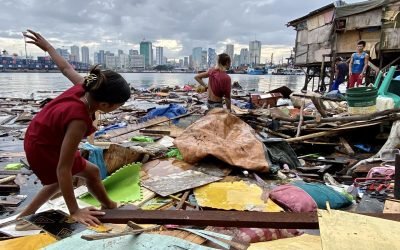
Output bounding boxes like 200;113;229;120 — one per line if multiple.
208;68;231;98
24;84;96;185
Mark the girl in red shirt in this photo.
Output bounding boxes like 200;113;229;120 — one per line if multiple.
17;30;131;227
194;53;232;111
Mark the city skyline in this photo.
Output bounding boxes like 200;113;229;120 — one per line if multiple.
0;0;360;64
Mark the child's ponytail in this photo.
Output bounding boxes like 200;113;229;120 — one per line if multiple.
83;65;130;104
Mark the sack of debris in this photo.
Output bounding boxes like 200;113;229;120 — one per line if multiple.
269;181;353;211
174;108;269;172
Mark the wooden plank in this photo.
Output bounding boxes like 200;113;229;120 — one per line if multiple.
384;200;400;214
339;137;355;156
0;184;20;194
108;112;194;141
319;209;400;250
0;175;16;184
98;210;400;229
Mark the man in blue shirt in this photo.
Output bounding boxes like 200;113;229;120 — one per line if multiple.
332;57;348;91
348;40;369;89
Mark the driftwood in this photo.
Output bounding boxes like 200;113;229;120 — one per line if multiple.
310;96;328;118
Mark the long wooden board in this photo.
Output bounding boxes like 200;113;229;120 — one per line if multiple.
98;210;400;229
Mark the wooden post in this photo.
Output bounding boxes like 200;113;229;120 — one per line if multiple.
395;154;400;200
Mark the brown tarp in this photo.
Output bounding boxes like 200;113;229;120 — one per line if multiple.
174;108;269;172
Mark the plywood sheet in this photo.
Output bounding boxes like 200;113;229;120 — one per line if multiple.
318;209;400;250
45;231;215;250
347;9;382;30
194;181;283;212
141;170;222;197
248;234;322;250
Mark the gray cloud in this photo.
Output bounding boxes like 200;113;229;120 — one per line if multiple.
0;0;360;60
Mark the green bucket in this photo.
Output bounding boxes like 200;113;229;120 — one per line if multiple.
346;87;378;107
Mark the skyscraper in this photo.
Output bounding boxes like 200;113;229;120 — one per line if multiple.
140;41;153;68
184;56;189;67
249;40;262;65
156;47;164;65
208;48;216;68
55;48;70;61
239;48;249;66
201;50;208;69
192;47;202;70
94;52;99;65
70;45;80;62
129;49;139;55
233;54;240;68
226;44;234;61
99;50;105;65
81;46;89;64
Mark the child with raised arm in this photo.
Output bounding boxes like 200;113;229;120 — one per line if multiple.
17;30;131;228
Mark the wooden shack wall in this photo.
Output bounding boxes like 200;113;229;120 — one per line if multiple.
381;2;400;50
346;9;382;30
336;30;381;54
293;9;334;65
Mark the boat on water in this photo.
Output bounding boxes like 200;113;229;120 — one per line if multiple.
247;67;265;75
272;68;304;75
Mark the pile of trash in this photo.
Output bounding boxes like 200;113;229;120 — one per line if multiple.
0;79;399;249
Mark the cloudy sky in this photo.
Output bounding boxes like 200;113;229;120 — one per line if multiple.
1;0;360;63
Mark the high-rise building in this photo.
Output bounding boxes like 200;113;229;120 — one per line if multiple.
192;47;202;70
184;56;189;67
140;41;153;68
81;46;89;64
179;59;184;67
239;48;249;66
55;48;70;61
93;52;99;65
225;44;234;61
249;40;262;65
207;48;216;68
233;54;240;68
118;54;130;70
129;54;145;69
70;45;80;62
105;55;117;69
189;55;193;68
129;49;139;55
118;49;124;56
99;50;105;65
201;50;208;69
156;47;164;65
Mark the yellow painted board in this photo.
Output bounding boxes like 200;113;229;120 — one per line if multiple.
318;209;400;250
193;181;283;212
0;233;56;250
248;234;322;250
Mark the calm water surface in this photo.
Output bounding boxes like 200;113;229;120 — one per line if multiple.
0;72;305;99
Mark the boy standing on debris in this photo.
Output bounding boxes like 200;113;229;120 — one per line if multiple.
16;30;131;228
348;40;369;89
194;53;232;111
